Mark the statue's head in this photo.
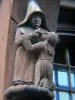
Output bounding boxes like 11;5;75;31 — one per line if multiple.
39;32;49;41
47;32;60;46
18;1;49;31
39;32;59;45
29;13;42;29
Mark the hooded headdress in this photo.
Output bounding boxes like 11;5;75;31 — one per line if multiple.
18;1;49;30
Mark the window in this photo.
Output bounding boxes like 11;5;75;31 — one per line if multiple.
54;44;75;100
54;2;75;99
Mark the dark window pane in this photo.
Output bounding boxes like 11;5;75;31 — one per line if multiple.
54;45;66;64
58;7;75;25
69;45;75;66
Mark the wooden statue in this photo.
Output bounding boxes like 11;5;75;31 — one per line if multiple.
13;1;49;86
13;0;59;91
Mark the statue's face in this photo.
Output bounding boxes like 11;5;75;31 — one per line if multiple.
30;14;42;28
40;33;49;40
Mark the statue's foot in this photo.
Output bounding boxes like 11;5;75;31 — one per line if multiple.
39;78;50;88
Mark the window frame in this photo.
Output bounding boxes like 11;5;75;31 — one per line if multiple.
54;41;75;100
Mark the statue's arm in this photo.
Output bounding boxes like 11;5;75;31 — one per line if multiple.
15;28;30;45
25;41;45;52
15;28;24;45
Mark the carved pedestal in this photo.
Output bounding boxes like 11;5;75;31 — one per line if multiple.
4;86;54;100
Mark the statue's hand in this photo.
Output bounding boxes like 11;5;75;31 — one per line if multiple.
30;32;39;39
29;28;42;39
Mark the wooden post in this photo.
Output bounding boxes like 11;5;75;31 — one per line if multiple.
0;0;13;100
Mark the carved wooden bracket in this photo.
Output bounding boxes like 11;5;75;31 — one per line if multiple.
4;86;54;100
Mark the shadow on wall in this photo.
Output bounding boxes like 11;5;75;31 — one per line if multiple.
0;0;2;7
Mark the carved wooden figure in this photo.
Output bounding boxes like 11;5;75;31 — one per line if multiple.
13;0;59;92
23;31;59;91
13;1;49;86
